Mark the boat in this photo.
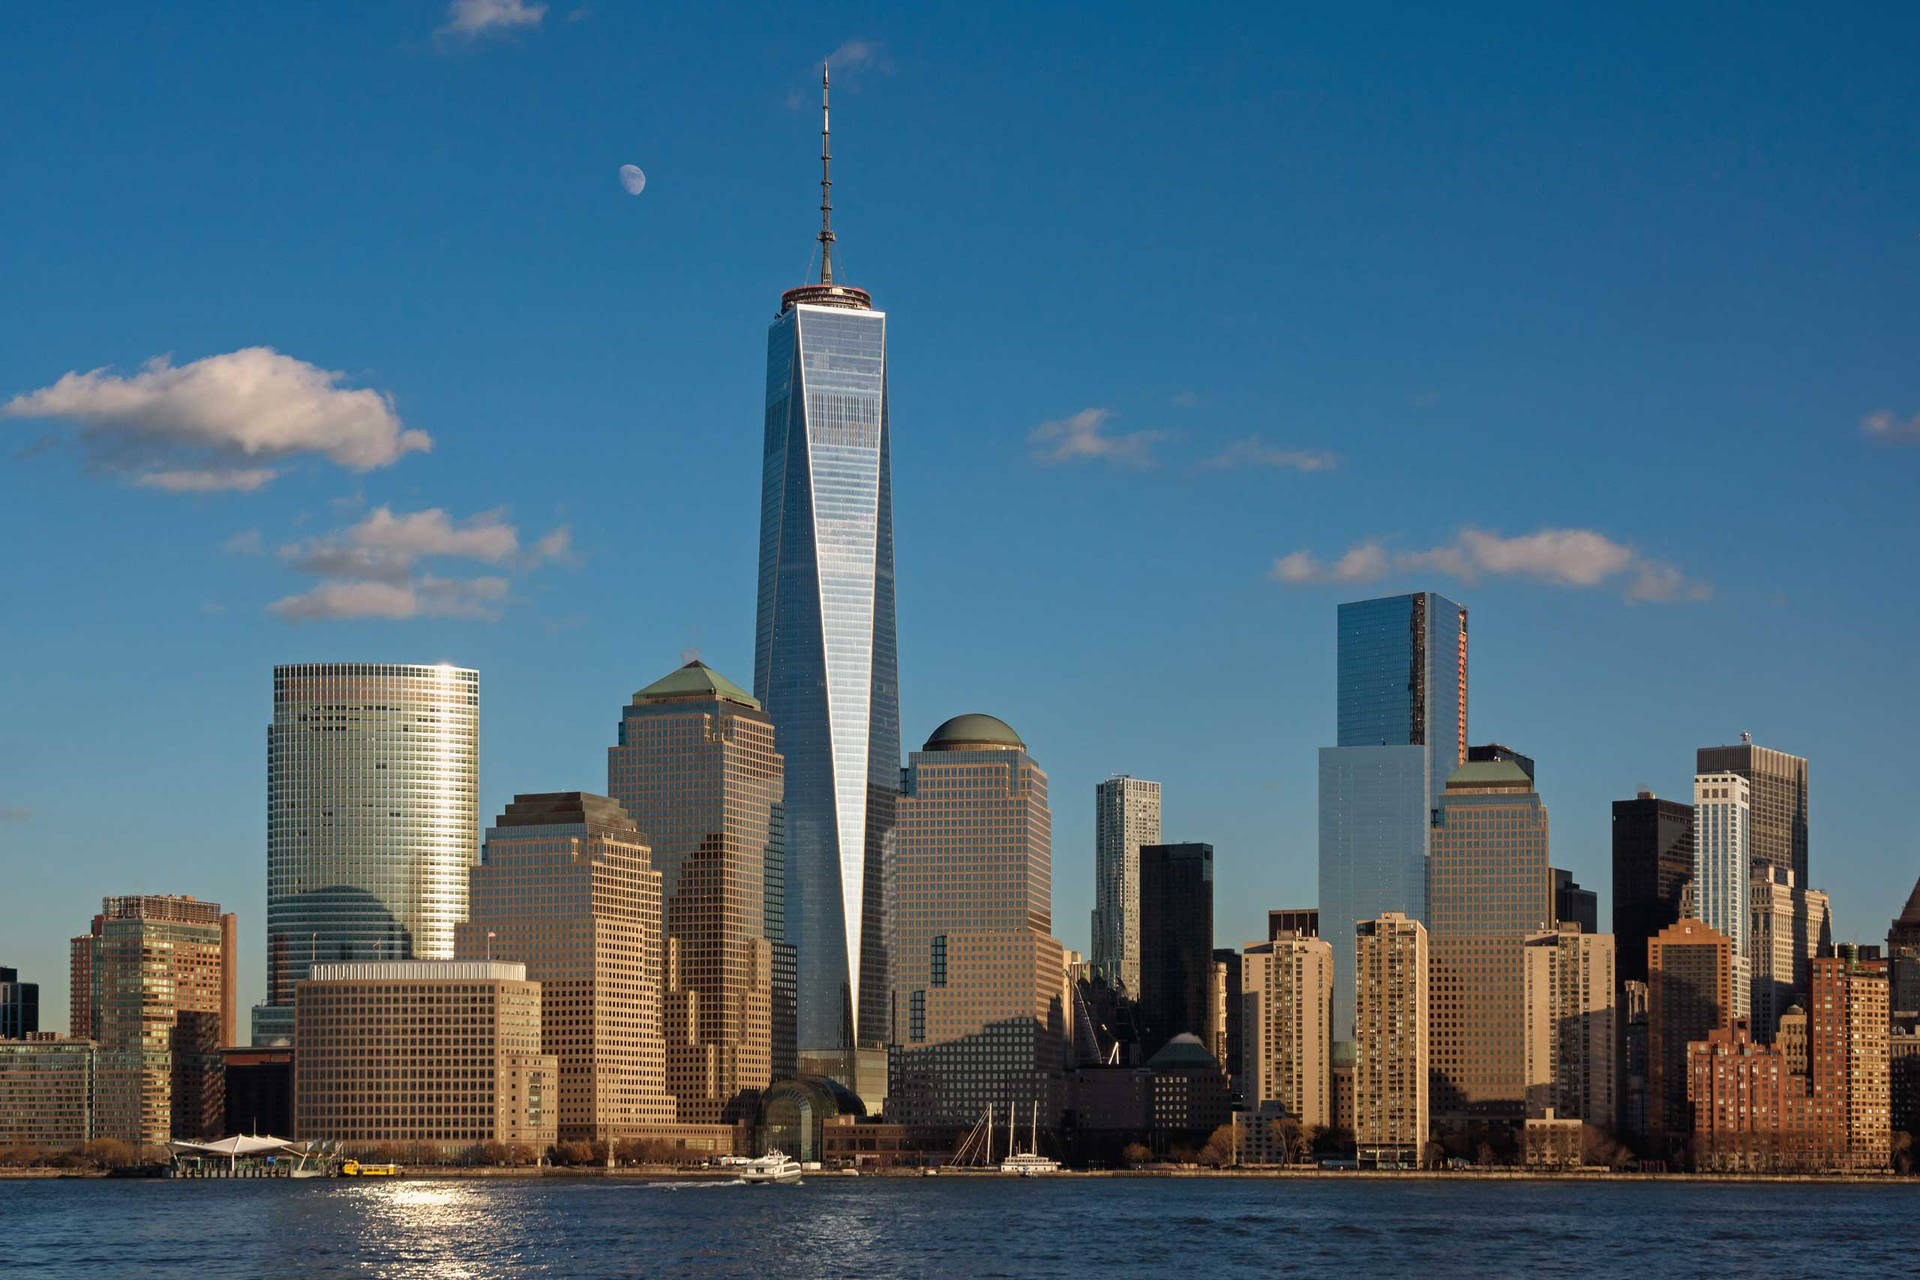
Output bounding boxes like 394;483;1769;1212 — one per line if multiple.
998;1102;1059;1176
340;1160;399;1177
740;1150;802;1185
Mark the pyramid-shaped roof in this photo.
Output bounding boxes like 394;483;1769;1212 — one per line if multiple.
631;660;759;709
1899;873;1920;926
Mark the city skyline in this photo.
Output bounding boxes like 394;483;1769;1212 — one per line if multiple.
4;6;1920;1031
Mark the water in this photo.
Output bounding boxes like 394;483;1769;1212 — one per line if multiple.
2;1175;1913;1277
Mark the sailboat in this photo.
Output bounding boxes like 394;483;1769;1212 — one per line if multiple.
998;1101;1059;1176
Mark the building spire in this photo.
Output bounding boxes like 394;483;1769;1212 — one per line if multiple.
818;61;835;285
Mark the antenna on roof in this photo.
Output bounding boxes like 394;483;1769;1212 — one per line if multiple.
817;61;835;285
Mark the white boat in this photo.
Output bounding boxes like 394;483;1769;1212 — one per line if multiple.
740;1150;803;1185
996;1102;1059;1176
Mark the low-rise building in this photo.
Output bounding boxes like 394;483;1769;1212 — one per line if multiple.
1523;1109;1583;1168
0;1036;95;1149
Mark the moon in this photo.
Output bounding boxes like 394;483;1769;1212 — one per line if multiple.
618;164;647;196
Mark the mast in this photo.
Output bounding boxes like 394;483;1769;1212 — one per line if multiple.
985;1103;993;1166
817;61;835;285
1031;1100;1038;1158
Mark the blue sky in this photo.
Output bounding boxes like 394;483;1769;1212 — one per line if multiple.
2;2;1916;1030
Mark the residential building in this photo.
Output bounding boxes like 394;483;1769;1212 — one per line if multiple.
1091;776;1161;996
293;960;557;1151
1889;1013;1920;1144
1687;1021;1821;1171
1210;948;1240;1092
1522;927;1616;1125
0;1037;95;1149
1611;792;1695;988
1693;772;1753;1020
1427;754;1551;1122
1620;980;1649;1139
1267;908;1319;941
1646;919;1732;1141
886;715;1068;1127
1138;843;1215;1060
1331;1040;1356;1135
456;793;674;1139
1750;867;1831;1040
1319;592;1468;1041
0;967;37;1039
72;895;237;1145
608;662;786;1111
1144;1033;1232;1147
1240;936;1333;1128
1809;951;1890;1170
1354;912;1428;1167
1697;738;1808;886
1888;875;1920;1014
753;72;899;1070
1552;869;1597;935
257;662;480;1044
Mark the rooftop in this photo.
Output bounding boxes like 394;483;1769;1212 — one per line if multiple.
1146;1032;1221;1071
307;960;528;983
493;792;636;832
1445;758;1535;790
631;660;759;710
923;713;1025;752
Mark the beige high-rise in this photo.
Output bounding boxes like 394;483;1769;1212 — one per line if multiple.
1522;926;1616;1125
1241;936;1333;1128
72;895;237;1145
294;960;556;1151
1750;868;1830;1041
888;715;1069;1126
457;793;673;1140
1811;953;1890;1170
1092;775;1161;996
1354;912;1427;1165
607;662;784;1121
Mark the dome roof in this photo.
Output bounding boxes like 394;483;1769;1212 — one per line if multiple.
1146;1032;1221;1070
923;713;1025;752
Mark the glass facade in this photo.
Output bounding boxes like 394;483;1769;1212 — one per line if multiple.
1091;775;1161;997
1318;746;1430;1039
754;300;899;1053
1694;772;1753;1019
257;663;479;1043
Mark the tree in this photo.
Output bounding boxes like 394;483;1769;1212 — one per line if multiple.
1421;1141;1446;1170
1892;1130;1914;1175
1121;1142;1151;1168
1267;1117;1303;1165
1475;1141;1496;1168
1198;1124;1237;1168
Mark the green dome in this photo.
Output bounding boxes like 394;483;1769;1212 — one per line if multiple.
923;713;1025;752
1146;1032;1220;1070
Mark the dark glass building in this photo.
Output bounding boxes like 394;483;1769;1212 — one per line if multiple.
0;967;37;1039
1611;792;1695;986
1138;843;1215;1060
1267;908;1319;940
1553;868;1598;934
1697;739;1807;886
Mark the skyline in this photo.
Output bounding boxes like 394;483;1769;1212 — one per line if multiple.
3;3;1919;1029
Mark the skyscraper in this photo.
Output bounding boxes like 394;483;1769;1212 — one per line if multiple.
1091;775;1161;996
1810;952;1891;1171
1354;912;1428;1167
887;715;1067;1126
1694;771;1753;1020
1647;918;1732;1141
608;661;785;1115
753;68;899;1065
1240;935;1333;1128
1427;754;1551;1122
1138;843;1215;1060
1611;792;1695;987
0;967;37;1039
1522;926;1616;1125
1750;867;1830;1041
1319;591;1467;1039
1551;869;1598;935
456;793;674;1139
256;662;479;1044
1697;738;1808;885
1886;875;1920;1015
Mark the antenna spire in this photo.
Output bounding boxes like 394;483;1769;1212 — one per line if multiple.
818;61;835;285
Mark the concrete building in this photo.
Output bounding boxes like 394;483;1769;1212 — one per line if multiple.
887;715;1069;1127
1331;1040;1356;1136
0;1037;95;1149
1887;875;1920;1014
1522;926;1616;1126
1693;773;1753;1020
1809;951;1890;1171
1749;867;1831;1041
1427;755;1551;1123
1240;936;1333;1128
1687;1021;1816;1171
608;662;786;1112
293;960;557;1151
1354;912;1428;1167
1889;1013;1920;1145
1620;979;1649;1139
1091;776;1161;996
72;895;237;1145
1697;738;1808;886
456;793;674;1139
1646;919;1732;1141
1138;843;1215;1060
1611;792;1694;988
1;967;38;1039
1267;908;1319;941
1319;592;1468;1042
1551;870;1597;935
1210;949;1239;1093
257;663;479;1045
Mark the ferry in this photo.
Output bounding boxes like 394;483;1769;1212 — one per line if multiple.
340;1160;400;1177
740;1150;803;1185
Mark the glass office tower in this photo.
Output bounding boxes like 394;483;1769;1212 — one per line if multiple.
254;663;479;1044
1318;592;1467;1039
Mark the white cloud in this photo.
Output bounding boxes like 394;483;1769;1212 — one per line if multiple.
1273;527;1709;603
270;575;510;622
1863;409;1920;441
1200;436;1337;472
222;528;264;556
532;525;573;563
3;347;428;491
1029;408;1164;468
136;467;279;493
826;39;885;74
439;0;547;37
350;506;521;563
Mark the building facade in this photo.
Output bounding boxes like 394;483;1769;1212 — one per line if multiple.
72;895;237;1145
1693;772;1753;1019
608;662;785;1115
1646;919;1732;1141
1319;591;1467;1041
0;967;37;1039
1888;876;1920;1014
456;793;674;1139
1426;756;1551;1122
1268;908;1319;941
1749;868;1831;1041
1240;936;1333;1128
1697;739;1807;886
1522;927;1616;1125
0;1037;95;1149
1552;870;1597;935
1354;912;1428;1166
886;715;1068;1127
293;960;557;1151
258;663;479;1044
1091;775;1161;997
1138;843;1215;1060
1809;952;1890;1171
1610;792;1695;988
